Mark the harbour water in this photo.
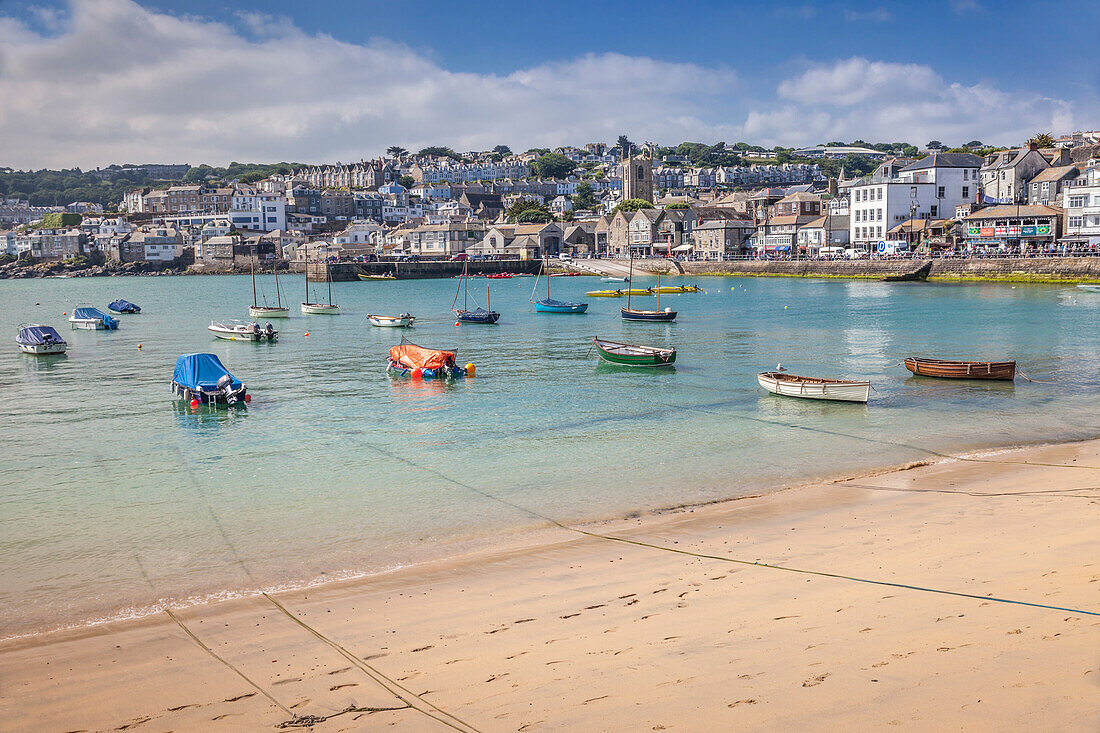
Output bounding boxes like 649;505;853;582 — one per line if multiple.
2;273;1099;639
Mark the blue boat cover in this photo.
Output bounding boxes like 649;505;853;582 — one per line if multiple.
108;299;140;313
72;307;118;329
17;325;65;344
172;353;242;390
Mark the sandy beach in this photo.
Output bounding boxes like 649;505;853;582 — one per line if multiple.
2;439;1098;732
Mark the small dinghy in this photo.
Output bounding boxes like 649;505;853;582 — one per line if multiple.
358;273;396;280
387;338;468;378
586;289;624;297
107;299;141;314
69;307;118;330
651;285;701;294
593;337;676;367
16;324;67;355
903;357;1015;381
601;276;628;283
208;319;278;342
1075;284;1100;293
757;372;870;403
368;313;415;327
532;258;588;313
171;353;248;406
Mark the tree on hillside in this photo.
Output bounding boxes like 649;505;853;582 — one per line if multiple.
927;140;945;150
532;153;575;179
963;140;983;149
398;175;415;189
571;182;599;210
1031;132;1055;148
386;146;408;157
505;198;552;223
617;135;634;155
612;198;655;214
666;201;689;209
416;146;459;159
492;144;512;156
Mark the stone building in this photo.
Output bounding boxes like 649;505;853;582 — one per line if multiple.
622;155;654;203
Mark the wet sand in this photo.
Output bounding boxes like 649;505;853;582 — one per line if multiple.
2;440;1098;731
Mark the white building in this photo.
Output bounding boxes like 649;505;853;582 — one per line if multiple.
848;153;982;248
1061;162;1100;248
229;189;287;232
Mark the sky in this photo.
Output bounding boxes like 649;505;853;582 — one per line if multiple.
0;0;1097;169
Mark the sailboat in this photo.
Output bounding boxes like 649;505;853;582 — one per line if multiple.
452;259;500;324
248;257;290;318
301;260;340;315
621;252;676;322
531;257;587;313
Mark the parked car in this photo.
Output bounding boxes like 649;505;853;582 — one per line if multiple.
449;253;468;261
558;253;572;260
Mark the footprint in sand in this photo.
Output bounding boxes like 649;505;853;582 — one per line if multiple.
271;677;301;686
167;703;197;712
290;699;310;709
222;692;256;703
327;666;353;675
329;683;358;691
410;645;434;652
802;673;830;687
728;699;757;708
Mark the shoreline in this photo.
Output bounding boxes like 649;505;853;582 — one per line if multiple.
3;437;1098;730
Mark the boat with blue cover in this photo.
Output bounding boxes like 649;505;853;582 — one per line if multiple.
107;299;141;313
531;258;588;313
69;306;119;330
16;324;67;355
171;353;248;405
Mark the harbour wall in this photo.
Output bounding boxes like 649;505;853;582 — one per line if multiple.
632;258;1100;283
314;259;541;281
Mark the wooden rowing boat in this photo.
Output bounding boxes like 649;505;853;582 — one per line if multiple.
593;338;676;367
903;357;1015;381
757;372;870;403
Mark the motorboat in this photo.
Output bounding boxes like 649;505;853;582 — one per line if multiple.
16;324;67;355
208;319;278;342
69;307;118;330
171;353;247;406
107;299;141;313
368;313;416;327
757;372;870;403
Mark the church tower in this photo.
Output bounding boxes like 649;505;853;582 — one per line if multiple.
622;153;653;203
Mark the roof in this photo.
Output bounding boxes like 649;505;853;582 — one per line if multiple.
692;207;753;223
777;192;821;203
901;153;984;171
801;215;850;229
964;204;1063;220
694;220;750;231
1028;165;1078;184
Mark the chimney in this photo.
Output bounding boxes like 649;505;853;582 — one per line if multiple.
1028;140;1038;152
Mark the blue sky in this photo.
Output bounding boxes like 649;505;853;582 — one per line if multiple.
1;0;1096;167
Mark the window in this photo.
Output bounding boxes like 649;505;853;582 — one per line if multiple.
930;206;938;217
962;186;969;199
963;169;969;180
1068;216;1083;228
937;186;945;198
877;188;883;201
1069;195;1086;208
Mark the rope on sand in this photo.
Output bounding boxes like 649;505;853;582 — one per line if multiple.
262;593;482;733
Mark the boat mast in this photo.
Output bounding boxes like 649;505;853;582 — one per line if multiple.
546;255;550;300
274;261;282;308
463;260;468;312
304;255;309;303
627;249;633;310
327;263;333;305
251;255;258;307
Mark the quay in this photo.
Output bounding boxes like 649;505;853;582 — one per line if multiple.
307;259;541;281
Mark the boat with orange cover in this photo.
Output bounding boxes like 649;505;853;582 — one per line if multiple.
386;338;467;378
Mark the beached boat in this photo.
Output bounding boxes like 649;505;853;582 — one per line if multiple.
757;372;870;403
453;260;500;324
1075;284;1100;292
16;324;67;355
621;257;676;322
903;357;1015;381
107;299;141;313
68;306;118;330
358;273;397;281
208;319;278;342
531;258;588;313
248;259;290;318
593;338;676;367
171;353;248;406
387;338;467;378
601;276;628;283
367;313;415;327
586;289;624;297
301;261;340;315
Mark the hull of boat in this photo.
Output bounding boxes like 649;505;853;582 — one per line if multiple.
208;325;277;342
18;341;67;355
593;338;676;367
368;315;415;327
456;311;500;324
757;372;869;403
1076;284;1100;292
601;277;627;283
249;306;290;318
904;357;1015;381
621;289;654;296
586;290;623;297
621;308;677;322
172;381;247;406
651;286;699;294
535;302;588;313
358;274;396;281
301;303;340;315
69;318;106;330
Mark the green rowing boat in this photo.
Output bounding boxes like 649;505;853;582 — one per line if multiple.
593;337;676;367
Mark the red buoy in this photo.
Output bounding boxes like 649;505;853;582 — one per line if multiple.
244;394;251;403
411;368;424;380
189;398;199;408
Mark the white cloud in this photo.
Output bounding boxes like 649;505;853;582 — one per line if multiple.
766;57;1085;148
0;0;741;168
843;9;894;22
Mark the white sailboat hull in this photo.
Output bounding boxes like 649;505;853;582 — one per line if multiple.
368;315;415;327
301;303;340;315
249;306;290;318
757;373;870;403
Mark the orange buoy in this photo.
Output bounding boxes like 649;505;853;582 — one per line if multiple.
465;363;476;376
304;332;309;337
411;368;424;380
454;321;460;326
137;343;142;349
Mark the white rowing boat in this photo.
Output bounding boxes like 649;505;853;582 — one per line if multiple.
367;313;415;327
1075;284;1100;293
757;371;870;403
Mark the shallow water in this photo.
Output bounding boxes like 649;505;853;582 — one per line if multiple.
1;273;1098;637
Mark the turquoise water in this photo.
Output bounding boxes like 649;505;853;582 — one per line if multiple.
2;273;1099;637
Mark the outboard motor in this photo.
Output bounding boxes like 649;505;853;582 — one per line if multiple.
264;322;276;340
216;373;244;404
251;322;262;336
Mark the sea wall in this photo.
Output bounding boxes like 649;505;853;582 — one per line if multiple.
316;259;541;281
639;258;1100;283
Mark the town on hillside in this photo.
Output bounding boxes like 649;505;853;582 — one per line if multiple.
3;132;1100;273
